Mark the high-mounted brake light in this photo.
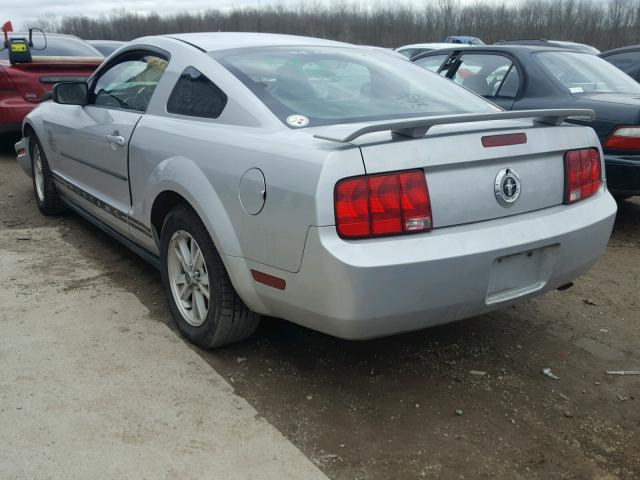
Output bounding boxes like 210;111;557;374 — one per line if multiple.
564;148;602;204
335;170;432;239
603;126;640;150
481;132;527;148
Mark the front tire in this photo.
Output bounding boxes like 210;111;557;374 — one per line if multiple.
30;136;65;215
160;204;260;348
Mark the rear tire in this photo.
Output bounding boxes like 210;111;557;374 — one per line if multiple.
160;204;260;348
30;136;66;215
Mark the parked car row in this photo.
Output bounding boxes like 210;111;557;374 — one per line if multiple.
0;22;124;135
14;32;618;349
410;44;640;197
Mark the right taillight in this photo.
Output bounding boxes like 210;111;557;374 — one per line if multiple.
564;148;602;204
335;169;432;239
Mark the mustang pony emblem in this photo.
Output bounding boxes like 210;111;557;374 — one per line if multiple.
494;168;521;207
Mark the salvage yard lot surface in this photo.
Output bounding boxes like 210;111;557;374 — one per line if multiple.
0;139;638;479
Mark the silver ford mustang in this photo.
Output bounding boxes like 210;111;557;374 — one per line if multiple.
15;33;617;348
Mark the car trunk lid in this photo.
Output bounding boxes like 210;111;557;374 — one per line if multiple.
357;121;593;228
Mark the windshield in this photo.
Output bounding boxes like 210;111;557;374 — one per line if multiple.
0;34;102;60
536;51;640;94
213;46;498;127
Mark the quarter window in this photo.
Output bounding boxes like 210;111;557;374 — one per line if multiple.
92;52;168;112
413;54;448;73
453;54;518;98
167;67;228;119
496;66;520;98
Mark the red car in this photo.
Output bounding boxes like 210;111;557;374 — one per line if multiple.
1;26;102;135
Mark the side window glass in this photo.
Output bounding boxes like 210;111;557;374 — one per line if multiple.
453;54;515;98
167;67;228;119
495;65;520;98
413;54;448;73
92;53;168;112
398;49;415;59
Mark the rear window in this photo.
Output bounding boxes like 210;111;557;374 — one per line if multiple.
536;51;640;94
602;50;640;75
0;35;101;60
213;46;498;128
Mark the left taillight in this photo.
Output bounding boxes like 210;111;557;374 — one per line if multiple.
335;169;432;239
603;126;640;151
564;148;602;204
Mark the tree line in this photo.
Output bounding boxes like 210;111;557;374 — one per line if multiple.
32;0;640;51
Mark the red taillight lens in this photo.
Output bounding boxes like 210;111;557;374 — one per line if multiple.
603;126;640;150
369;174;402;235
334;177;370;238
564;148;602;204
335;170;432;239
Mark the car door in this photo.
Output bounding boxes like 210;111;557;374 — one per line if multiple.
447;52;521;110
51;50;168;236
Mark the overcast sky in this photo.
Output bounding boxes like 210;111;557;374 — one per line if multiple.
5;0;272;29
5;0;433;30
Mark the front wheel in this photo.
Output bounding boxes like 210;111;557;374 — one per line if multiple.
160;204;260;348
30;136;65;215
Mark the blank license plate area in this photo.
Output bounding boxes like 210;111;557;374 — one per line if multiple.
486;245;559;304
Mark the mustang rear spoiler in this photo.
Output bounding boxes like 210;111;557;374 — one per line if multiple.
312;109;595;143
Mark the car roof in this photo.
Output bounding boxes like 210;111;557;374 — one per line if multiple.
445;35;481;41
600;44;640;56
87;40;125;44
414;44;585;56
165;32;350;52
396;43;470;51
5;32;82;39
495;39;599;54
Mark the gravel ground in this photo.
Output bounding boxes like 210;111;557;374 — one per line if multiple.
1;135;638;479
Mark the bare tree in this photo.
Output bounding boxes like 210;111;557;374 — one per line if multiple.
39;0;640;51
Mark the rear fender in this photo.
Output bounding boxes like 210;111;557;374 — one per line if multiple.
139;157;270;313
144;155;241;257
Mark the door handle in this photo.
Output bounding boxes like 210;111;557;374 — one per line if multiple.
106;133;126;148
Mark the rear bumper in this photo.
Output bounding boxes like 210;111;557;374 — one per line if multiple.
247;190;616;340
604;155;640;196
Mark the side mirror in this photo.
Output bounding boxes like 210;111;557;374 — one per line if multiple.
53;82;88;106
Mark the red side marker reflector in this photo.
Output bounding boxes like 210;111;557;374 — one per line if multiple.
251;269;286;290
17;148;25;156
481;133;527;148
